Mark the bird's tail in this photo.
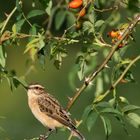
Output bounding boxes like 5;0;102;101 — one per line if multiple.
71;129;85;140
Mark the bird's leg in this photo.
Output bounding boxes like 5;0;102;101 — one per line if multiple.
39;128;55;140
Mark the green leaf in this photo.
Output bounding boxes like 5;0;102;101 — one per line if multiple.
83;21;95;34
95;20;105;28
100;108;122;116
12;24;17;35
13;76;28;88
6;77;13;92
95;75;103;96
55;10;67;30
115;115;130;135
54;59;61;70
122;105;140;114
16;0;22;12
29;25;37;36
45;0;52;16
113;63;135;83
66;12;76;27
89;12;96;24
125;113;140;128
38;49;46;70
86;111;98;131
119;96;129;104
27;10;45;19
77;59;87;81
24;38;40;53
96;102;111;108
109;98;116;107
0;45;6;68
16;19;25;32
82;105;92;120
101;116;112;139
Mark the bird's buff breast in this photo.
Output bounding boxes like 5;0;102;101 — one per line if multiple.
28;96;63;129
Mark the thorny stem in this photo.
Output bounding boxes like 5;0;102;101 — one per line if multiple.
0;6;17;35
93;54;140;103
22;12;33;27
66;13;140;111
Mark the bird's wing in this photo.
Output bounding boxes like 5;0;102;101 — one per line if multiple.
38;94;76;129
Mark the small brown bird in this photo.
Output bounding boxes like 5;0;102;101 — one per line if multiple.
26;84;85;140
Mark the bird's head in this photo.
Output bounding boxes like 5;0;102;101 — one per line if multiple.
27;84;45;95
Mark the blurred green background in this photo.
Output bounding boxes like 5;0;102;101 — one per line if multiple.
0;1;140;140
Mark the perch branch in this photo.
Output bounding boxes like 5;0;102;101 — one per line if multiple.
93;54;140;103
66;13;140;111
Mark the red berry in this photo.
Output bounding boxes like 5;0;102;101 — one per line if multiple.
69;0;83;9
78;8;86;17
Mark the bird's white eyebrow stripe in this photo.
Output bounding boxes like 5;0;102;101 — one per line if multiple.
28;85;45;89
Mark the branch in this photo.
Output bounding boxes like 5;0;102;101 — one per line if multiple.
66;13;140;111
0;6;17;35
93;54;140;103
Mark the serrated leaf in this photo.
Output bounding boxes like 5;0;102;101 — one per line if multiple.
101;116;112;139
89;13;96;24
27;10;45;19
86;111;98;131
126;113;140;128
82;105;92;120
55;10;67;30
100;108;122;116
83;21;94;34
122;105;140;113
95;20;104;28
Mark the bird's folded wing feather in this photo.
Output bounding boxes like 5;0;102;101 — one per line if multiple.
38;95;76;129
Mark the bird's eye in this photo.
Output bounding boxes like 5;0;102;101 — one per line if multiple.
35;87;39;89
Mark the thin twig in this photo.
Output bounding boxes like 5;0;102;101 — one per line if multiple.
22;12;33;27
93;54;140;103
0;7;17;35
93;5;118;12
66;13;140;111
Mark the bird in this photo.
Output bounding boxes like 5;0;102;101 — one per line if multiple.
25;83;85;140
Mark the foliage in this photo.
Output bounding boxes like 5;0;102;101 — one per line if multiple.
0;0;140;139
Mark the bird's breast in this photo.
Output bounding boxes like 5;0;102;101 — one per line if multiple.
28;96;63;129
